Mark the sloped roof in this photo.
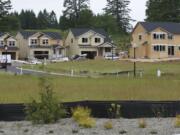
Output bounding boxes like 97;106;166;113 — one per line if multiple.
19;31;62;39
70;28;112;42
0;32;4;37
139;22;180;34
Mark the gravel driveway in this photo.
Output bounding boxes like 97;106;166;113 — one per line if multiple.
0;118;180;135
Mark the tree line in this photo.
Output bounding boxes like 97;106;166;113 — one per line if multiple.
1;0;180;34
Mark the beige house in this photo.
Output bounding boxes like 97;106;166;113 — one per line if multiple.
16;31;64;60
0;32;19;60
65;28;115;59
130;22;180;59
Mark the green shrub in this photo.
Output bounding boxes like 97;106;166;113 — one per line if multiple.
72;106;96;128
174;115;180;128
78;117;96;128
104;120;113;130
25;77;66;124
108;103;121;118
72;106;91;122
138;118;147;128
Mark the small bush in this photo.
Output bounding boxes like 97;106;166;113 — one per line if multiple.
25;77;66;124
150;130;158;134
72;106;91;122
174;115;180;128
108;103;121;118
104;120;113;130
138;118;147;128
78;117;96;128
72;106;96;128
119;130;127;134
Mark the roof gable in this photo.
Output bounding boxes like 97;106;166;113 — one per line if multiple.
70;28;112;42
19;31;62;40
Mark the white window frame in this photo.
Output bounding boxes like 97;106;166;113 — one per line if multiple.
95;37;101;43
152;32;166;40
8;41;15;46
42;39;49;45
0;40;4;46
82;38;88;43
30;38;38;45
152;44;167;52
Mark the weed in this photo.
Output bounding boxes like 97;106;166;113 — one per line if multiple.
138;118;147;128
104;120;113;130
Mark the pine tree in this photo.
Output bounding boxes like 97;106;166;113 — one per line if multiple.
146;0;180;22
0;0;11;19
104;0;132;33
49;11;58;28
63;0;89;26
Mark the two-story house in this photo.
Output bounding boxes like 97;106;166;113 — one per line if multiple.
65;28;115;59
0;32;19;60
130;22;180;59
16;31;64;60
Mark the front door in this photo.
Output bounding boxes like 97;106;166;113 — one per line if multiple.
168;46;175;56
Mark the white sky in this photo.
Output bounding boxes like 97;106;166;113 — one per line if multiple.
11;0;147;26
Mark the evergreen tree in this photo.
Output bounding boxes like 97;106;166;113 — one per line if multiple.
63;0;89;26
104;0;132;33
0;0;11;19
49;11;58;28
37;11;48;29
146;0;180;22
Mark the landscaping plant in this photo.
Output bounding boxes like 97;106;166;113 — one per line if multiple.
104;120;113;130
174;115;180;128
72;106;96;128
138;118;147;128
108;103;121;118
25;77;66;124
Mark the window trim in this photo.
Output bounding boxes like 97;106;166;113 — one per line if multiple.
42;39;49;45
95;37;101;43
82;38;88;43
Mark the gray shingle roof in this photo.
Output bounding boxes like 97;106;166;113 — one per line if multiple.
70;28;112;42
139;22;180;34
19;31;62;39
0;32;5;37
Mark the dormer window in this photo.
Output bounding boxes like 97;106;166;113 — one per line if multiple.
82;38;88;43
31;39;37;45
42;39;49;45
95;38;101;43
9;41;15;46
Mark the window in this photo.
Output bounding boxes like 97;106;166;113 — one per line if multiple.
0;41;3;46
153;33;166;40
95;38;101;43
178;46;180;51
138;35;142;40
71;38;73;43
9;41;15;46
105;48;111;53
42;39;49;45
153;45;166;52
31;39;37;45
82;38;88;43
168;34;173;40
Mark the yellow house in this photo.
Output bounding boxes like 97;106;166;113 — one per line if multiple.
130;22;180;59
0;32;19;60
65;28;115;59
16;31;64;60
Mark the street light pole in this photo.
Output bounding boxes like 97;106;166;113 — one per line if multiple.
134;47;136;77
4;45;8;72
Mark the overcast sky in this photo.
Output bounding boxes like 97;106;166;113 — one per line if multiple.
11;0;147;26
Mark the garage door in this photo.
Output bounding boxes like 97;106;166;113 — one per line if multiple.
34;51;49;59
2;52;16;60
81;51;97;59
